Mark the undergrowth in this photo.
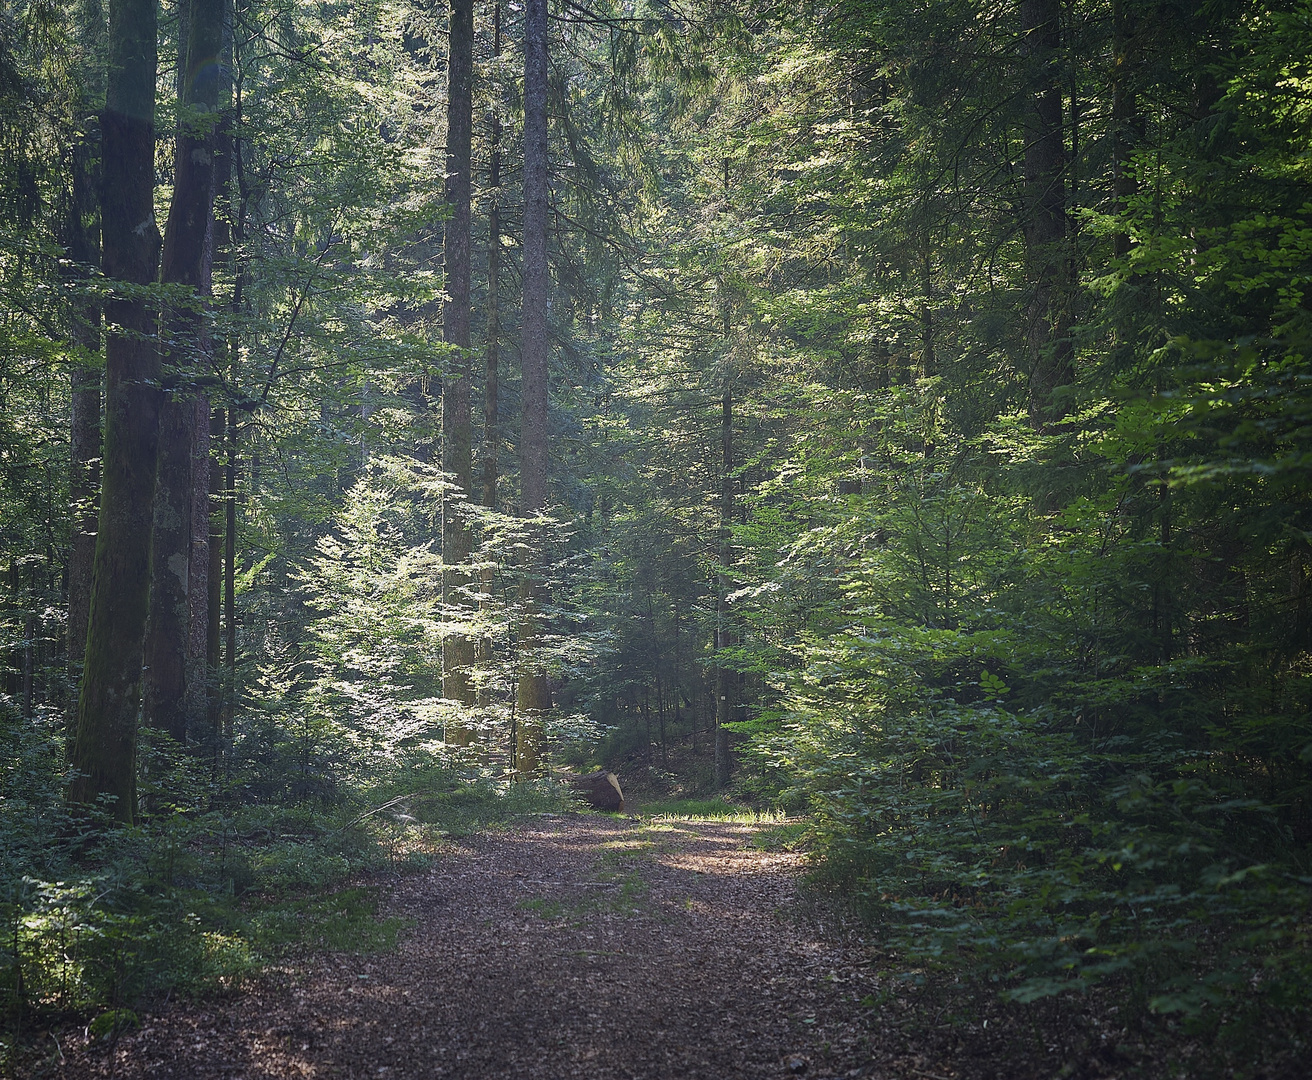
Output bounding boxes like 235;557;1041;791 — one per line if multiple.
0;708;568;1073
634;796;785;823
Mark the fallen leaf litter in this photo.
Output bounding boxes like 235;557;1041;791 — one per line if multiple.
54;814;944;1079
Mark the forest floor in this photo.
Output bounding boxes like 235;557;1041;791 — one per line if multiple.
44;812;1188;1080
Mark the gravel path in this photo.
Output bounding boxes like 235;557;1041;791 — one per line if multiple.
55;814;917;1080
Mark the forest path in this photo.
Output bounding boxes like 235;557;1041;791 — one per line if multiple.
61;814;912;1080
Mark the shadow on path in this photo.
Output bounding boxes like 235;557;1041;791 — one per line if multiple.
58;815;900;1080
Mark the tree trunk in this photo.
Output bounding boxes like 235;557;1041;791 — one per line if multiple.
714;380;733;789
186;394;211;726
222;127;246;742
206;23;234;747
515;0;551;775
142;0;225;744
474;0;503;713
1111;0;1141;260
442;0;477;743
66;121;102;689
658;677;667;767
224;402;237;738
22;607;36;717
482;0;501;512
642;684;652;763
206;405;224;741
69;0;161;822
1020;0;1071;426
520;0;548;519
142;398;194;741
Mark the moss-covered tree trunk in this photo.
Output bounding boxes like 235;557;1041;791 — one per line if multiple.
68;0;161;821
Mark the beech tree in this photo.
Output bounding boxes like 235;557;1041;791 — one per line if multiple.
68;0;162;819
142;0;226;743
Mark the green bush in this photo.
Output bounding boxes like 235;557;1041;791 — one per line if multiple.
752;467;1312;1054
0;703;569;1062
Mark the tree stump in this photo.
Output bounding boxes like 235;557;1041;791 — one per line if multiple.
568;771;624;812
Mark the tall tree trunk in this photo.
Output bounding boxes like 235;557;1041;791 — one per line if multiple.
222;125;246;742
206;12;234;748
185;395;211;725
482;0;501;512
515;0;551;775
69;0;161;821
142;0;225;744
476;0;503;711
1020;0;1071;426
657;668;667;767
66;119;102;691
714;381;733;789
224;405;237;737
1112;0;1141;260
442;0;477;743
206;405;223;742
22;604;36;717
141;395;194;742
143;0;196;734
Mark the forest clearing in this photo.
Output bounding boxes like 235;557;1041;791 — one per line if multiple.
2;0;1310;1075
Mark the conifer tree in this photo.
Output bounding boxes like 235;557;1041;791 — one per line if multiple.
515;0;550;773
442;0;477;741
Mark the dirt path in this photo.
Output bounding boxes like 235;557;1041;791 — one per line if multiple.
56;814;921;1080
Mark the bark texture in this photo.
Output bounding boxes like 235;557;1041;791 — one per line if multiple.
142;400;195;741
515;0;551;775
69;0;161;821
442;0;476;742
142;0;224;743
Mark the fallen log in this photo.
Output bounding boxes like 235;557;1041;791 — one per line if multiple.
566;770;625;812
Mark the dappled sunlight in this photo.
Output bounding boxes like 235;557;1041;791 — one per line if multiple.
61;816;871;1080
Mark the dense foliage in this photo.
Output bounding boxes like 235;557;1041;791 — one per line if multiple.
1;0;1309;1071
